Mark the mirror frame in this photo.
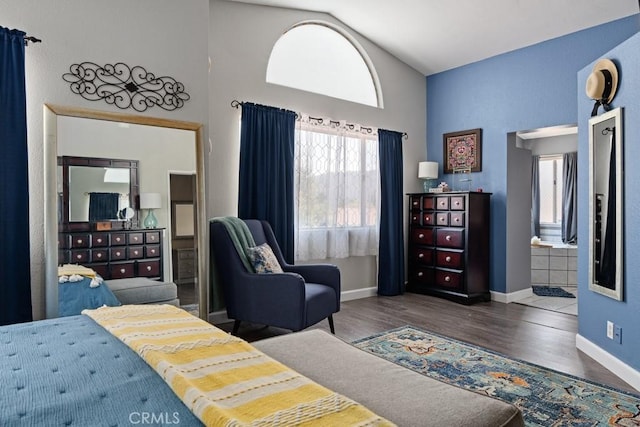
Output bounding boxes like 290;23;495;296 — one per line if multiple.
588;107;623;301
44;104;209;319
59;155;139;229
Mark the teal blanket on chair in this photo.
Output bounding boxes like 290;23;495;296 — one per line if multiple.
210;216;256;273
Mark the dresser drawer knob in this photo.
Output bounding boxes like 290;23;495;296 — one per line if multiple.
76;239;82;244
417;271;423;277
116;251;121;256
412;216;417;221
444;276;451;282
418;233;424;239
97;253;102;258
445;256;451;262
150;236;156;241
96;238;103;243
454;218;460;223
76;254;82;260
445;235;452;241
134;236;139;241
425;216;431;221
120;268;126;274
455;201;461;206
134;250;139;255
150;249;156;255
418;253;424;258
116;237;121;242
146;266;152;271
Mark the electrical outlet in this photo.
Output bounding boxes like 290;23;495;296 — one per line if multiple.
614;326;622;344
607;321;614;339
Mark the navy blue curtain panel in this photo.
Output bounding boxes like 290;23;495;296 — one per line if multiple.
377;129;404;296
238;102;296;263
561;152;577;244
0;27;32;325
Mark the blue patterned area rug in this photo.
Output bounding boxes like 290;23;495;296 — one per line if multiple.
353;326;640;426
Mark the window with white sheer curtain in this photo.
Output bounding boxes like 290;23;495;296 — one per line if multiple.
294;117;379;261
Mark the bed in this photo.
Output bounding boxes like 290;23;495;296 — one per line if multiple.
0;306;524;426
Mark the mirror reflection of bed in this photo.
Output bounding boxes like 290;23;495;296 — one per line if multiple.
43;105;207;320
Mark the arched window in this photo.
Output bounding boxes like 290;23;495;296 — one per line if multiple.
266;21;382;108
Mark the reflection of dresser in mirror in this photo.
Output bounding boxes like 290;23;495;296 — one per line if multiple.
57;155;165;281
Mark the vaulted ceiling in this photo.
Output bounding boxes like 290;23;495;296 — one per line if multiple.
225;0;639;75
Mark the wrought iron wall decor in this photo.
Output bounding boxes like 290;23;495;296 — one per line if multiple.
62;62;190;112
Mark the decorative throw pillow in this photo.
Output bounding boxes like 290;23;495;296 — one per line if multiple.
248;243;284;274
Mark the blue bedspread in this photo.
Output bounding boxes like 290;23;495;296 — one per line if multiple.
58;277;121;316
0;315;202;426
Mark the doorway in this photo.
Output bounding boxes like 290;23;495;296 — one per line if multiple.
169;173;198;313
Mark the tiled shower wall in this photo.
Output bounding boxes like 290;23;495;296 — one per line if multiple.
531;246;578;286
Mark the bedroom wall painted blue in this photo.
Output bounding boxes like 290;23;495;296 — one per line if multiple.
577;32;640;370
426;15;640;294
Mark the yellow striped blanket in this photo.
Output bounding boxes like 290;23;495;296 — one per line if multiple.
83;305;395;427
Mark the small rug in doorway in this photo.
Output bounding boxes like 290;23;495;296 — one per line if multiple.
532;285;576;298
353;326;640;426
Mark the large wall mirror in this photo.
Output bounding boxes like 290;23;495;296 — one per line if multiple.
44;104;208;319
588;107;623;301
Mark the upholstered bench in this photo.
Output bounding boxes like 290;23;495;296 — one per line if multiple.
104;278;179;306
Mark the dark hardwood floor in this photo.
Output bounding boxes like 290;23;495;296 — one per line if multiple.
214;293;636;394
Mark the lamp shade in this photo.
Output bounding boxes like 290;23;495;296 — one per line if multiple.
139;192;161;209
418;161;439;180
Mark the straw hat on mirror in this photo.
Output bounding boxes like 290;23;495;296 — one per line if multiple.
586;58;618;116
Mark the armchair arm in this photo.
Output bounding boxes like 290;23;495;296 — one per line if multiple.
283;264;340;307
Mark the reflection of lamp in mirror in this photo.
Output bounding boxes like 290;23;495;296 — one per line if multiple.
418;161;439;192
139;192;161;229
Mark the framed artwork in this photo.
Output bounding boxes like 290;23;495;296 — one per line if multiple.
172;202;195;239
443;128;482;173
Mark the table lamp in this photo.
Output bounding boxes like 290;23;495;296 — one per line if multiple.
139;192;161;229
418;161;439;192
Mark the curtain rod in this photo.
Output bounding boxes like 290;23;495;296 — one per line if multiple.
24;35;42;46
231;99;408;139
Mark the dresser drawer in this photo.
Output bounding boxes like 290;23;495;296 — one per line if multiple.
69;234;90;249
110;262;135;279
91;233;109;247
110;247;126;260
127;232;144;245
410;212;421;224
138;260;161;277
435;269;463;290
436;196;449;210
436;250;464;269
436;229;465;248
92;264;109;279
110;233;127;246
450;212;465;227
411;266;434;284
422;212;436;225
91;249;108;262
436;212;449;226
450;196;465;211
128;246;144;259
410;228;434;246
410;196;421;210
69;249;89;263
422;196;435;210
145;231;161;244
412;248;434;265
145;245;161;258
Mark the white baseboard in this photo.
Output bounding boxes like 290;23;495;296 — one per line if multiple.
341;286;378;302
576;333;640;392
490;287;533;304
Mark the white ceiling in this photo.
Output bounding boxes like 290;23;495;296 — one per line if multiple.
225;0;639;75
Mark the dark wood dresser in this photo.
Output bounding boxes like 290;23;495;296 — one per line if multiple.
58;228;164;281
406;191;491;303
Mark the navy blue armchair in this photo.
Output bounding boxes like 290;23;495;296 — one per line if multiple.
210;219;340;335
